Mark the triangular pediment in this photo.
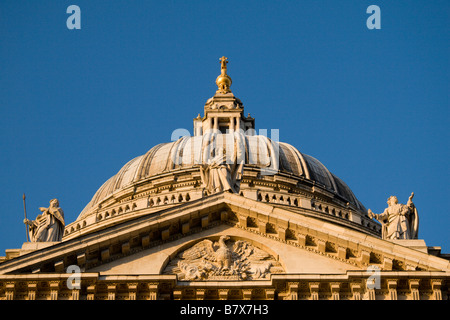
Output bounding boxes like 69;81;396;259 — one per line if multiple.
88;224;358;277
1;192;449;276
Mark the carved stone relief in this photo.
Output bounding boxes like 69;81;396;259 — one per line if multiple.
163;236;284;280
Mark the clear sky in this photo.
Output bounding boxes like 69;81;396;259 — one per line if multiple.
1;1;449;254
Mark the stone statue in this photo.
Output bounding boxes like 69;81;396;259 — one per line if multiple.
164;235;283;280
200;150;243;195
200;132;244;195
24;199;65;242
368;192;419;240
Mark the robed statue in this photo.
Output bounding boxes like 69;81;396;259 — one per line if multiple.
24;198;65;242
368;192;419;240
200;132;245;195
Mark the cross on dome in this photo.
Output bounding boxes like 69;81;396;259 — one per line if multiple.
216;56;232;94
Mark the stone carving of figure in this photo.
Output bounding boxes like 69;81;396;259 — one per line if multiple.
24;199;65;242
368;192;419;240
166;236;281;280
200;132;244;195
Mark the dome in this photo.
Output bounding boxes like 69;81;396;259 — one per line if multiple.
64;57;376;240
76;132;365;221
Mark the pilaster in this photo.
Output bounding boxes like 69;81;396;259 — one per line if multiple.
330;282;340;300
288;282;299;300
49;280;60;300
27;281;37;300
386;279;398;300
350;282;362;300
309;282;319;300
5;282;15;300
107;283;117;300
128;283;138;300
409;279;420;300
148;282;159;300
431;279;442;300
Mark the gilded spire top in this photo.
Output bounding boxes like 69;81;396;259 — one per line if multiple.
216;56;232;94
220;56;228;73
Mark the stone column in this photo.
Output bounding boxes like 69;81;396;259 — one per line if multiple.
214;117;218;130
208;117;213;131
235;117;240;131
230;117;235;131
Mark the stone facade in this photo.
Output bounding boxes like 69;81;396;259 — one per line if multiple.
1;193;449;300
1;58;448;300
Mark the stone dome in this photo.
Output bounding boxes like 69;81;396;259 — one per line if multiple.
63;58;378;240
75;133;365;220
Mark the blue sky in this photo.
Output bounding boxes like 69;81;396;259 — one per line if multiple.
1;1;449;254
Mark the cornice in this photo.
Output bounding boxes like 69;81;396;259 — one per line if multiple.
1;193;449;277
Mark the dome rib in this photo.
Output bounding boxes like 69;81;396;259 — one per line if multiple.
135;143;166;180
279;142;305;177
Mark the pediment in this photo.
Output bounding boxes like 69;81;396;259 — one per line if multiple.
1;192;449;276
88;224;358;276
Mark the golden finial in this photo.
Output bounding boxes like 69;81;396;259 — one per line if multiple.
216;56;232;94
220;56;228;72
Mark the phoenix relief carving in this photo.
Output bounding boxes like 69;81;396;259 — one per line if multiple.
164;236;284;280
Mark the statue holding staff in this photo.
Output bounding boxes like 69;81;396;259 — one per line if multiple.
23;198;65;242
